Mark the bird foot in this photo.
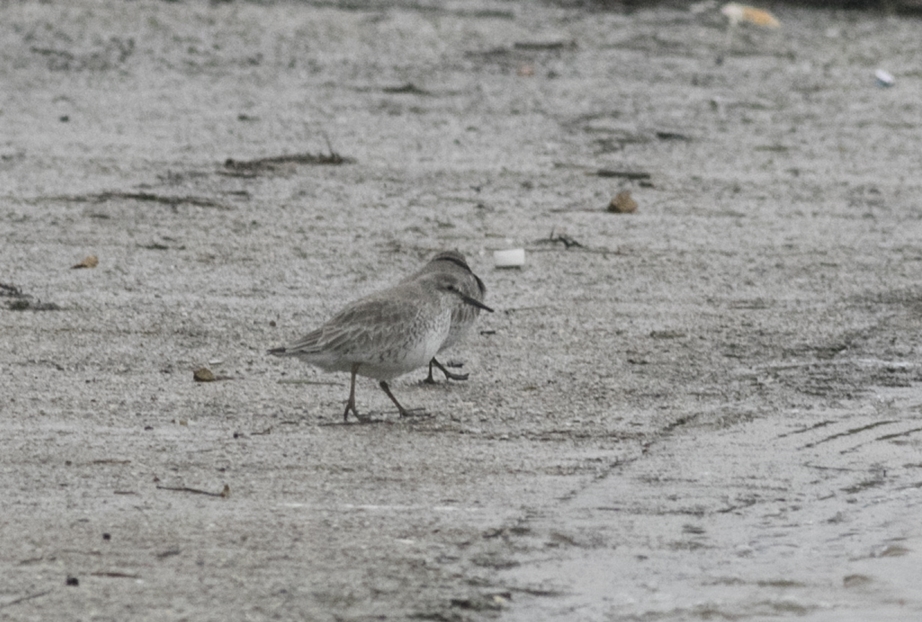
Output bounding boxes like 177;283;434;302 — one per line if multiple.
441;369;469;382
343;400;366;423
428;359;469;383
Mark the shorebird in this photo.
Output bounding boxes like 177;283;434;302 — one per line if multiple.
269;266;493;422
404;251;487;383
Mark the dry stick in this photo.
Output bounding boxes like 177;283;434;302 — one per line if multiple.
535;228;584;249
91;571;141;579
156;484;229;498
276;378;342;386
97;191;229;209
223;147;352;171
45;191;231;210
0;590;53;609
593;169;651;180
322;131;336;155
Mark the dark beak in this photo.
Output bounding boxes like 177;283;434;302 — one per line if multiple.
460;294;494;313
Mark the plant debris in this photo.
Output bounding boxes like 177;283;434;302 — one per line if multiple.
141;242;171;250
224;151;352;173
381;83;429;95
0;282;24;298
54;191;231;211
0;589;52;609
721;3;780;28
156;484;230;498
71;255;99;269
536;228;584;249
1;282;61;311
656;131;691;141
224;136;353;175
595;169;651;181
513;40;576;51
90;571;141;579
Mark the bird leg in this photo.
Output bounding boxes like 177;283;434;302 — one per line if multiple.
379;380;422;417
425;357;469;383
378;380;409;416
343;363;363;422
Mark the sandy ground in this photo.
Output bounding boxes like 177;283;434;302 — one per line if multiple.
2;1;922;620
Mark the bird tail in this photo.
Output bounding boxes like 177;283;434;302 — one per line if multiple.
268;326;326;357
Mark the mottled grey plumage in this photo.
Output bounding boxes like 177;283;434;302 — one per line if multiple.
404;251;487;383
269;264;492;422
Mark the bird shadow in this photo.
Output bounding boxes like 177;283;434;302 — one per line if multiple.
316;408;434;426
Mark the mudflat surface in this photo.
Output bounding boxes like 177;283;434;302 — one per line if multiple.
2;1;922;620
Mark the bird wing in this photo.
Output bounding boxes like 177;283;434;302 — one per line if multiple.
282;290;424;359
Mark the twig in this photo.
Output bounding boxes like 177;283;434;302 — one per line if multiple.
223;148;353;174
44;192;231;210
156;484;229;498
381;83;429;95
277;378;342;386
535;228;584;249
593;169;651;180
90;571;141;579
503;305;550;314
0;590;53;609
513;40;576;50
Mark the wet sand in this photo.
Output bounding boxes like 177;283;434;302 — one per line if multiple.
2;1;922;620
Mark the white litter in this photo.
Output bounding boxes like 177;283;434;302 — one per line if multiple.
494;248;525;268
875;69;895;87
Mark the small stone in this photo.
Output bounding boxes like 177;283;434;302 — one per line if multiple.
193;367;216;382
608;190;638;213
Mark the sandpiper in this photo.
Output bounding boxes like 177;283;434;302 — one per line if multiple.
269;267;493;422
404;251;487;383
